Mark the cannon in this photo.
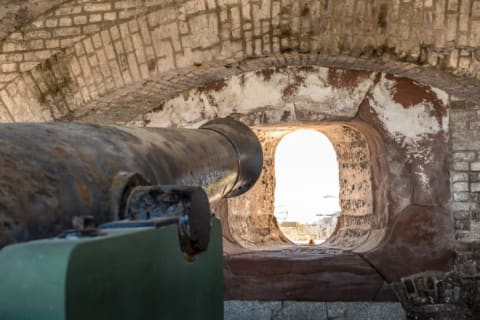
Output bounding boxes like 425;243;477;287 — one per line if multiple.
0;118;263;320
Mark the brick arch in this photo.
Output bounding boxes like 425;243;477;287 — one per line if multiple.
1;52;479;124
0;0;480;123
0;0;189;90
0;0;67;42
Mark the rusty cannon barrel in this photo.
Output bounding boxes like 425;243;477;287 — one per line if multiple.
0;118;263;251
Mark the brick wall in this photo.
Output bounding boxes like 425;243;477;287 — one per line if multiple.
0;0;184;89
450;100;480;275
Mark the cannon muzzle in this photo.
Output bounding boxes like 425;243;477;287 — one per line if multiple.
0;118;263;250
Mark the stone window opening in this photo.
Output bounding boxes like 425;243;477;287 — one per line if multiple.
273;129;341;245
225;123;379;251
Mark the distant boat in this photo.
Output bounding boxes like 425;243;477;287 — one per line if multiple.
322;194;337;198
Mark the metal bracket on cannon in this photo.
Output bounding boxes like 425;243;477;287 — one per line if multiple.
105;182;212;260
59;172;213;260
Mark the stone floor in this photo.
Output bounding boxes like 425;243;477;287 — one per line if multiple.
224;301;406;320
224;246;396;301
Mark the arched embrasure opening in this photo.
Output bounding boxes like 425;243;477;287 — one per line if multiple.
273;130;341;244
226;122;380;251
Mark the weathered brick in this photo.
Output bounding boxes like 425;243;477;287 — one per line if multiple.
452;131;480;151
89;14;103;23
453;201;477;211
101;31;116;60
456;218;471;231
92;34;103;49
120;24;134;52
19;62;37;72
2;42;22;52
104;12;117;21
114;1;137;10
96;49;111;78
471;20;480;46
45;39;60;49
454;161;470;171
83;25;100;34
454;182;470;192
118;10;137;20
471;182;480;192
445;14;458;42
128;19;139;33
29;40;44;50
453;172;469;182
69;56;82;77
8;32;23;41
231;6;242;40
471;220;480;234
25;30;51;40
59;17;72;27
473;1;480;17
55;6;82;16
1;63;17;73
83;3;112;12
83;38;94;54
471;162;480;171
454;152;477;161
74;16;88;25
60;38;79;48
45;19;59;28
53;27;81;37
448;0;459;11
88;54;99;67
132;33;146;64
110;25;121;41
454;192;470;201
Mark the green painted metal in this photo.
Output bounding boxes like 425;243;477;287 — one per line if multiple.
0;218;223;320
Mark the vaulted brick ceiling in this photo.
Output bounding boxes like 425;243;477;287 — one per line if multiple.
0;0;479;124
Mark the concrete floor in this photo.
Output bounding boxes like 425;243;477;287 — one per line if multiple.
224;301;406;320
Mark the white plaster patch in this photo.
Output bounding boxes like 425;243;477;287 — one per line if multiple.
144;70;292;127
368;73;450;185
369;73;450;196
295;71;374;118
214;72;287;116
369;74;446;142
144;92;211;128
431;86;450;107
143;66;375;127
431;86;450;132
414;167;431;190
143;68;449;140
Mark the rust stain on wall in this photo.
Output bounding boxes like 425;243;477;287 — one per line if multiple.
328;68;372;89
387;74;448;122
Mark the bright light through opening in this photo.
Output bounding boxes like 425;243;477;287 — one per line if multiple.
274;130;341;244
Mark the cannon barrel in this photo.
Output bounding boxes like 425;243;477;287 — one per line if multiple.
0;118;263;248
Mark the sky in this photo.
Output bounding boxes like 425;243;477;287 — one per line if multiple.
273;130;341;224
